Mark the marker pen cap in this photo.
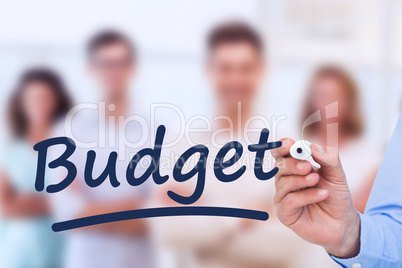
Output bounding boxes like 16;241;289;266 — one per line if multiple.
290;140;312;160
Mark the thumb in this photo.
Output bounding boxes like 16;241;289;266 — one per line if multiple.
310;144;346;183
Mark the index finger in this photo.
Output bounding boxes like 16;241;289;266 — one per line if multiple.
272;138;295;160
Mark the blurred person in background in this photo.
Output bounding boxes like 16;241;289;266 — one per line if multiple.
51;30;155;268
290;65;384;267
153;21;309;268
0;68;72;268
300;65;381;214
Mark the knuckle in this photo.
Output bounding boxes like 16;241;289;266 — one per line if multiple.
273;194;280;206
274;176;281;186
276;157;288;169
275;176;286;189
283;192;294;204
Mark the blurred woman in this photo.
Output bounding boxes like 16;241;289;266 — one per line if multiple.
300;65;381;213
0;68;72;268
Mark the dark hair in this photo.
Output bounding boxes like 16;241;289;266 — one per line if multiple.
207;21;264;54
301;65;364;138
8;68;73;137
87;30;136;61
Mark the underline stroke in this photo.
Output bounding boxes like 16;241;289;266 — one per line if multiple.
52;206;269;232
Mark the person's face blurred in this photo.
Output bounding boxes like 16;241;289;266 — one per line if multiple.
310;77;349;119
21;81;57;127
207;42;264;112
89;42;134;98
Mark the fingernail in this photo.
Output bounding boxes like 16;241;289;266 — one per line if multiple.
283;139;290;149
306;173;316;181
318;189;329;196
297;162;306;170
312;144;325;154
